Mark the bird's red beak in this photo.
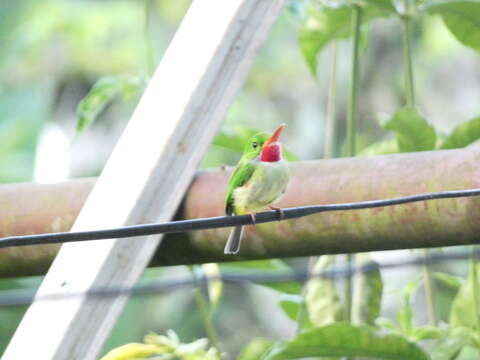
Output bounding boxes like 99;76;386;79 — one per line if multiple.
264;123;285;146
261;124;285;162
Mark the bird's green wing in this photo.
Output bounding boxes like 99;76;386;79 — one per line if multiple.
225;160;256;215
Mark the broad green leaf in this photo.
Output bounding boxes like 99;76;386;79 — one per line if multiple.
76;75;147;134
143;330;221;359
299;5;352;75
450;263;480;329
238;338;273;360
221;260;301;294
412;326;446;341
279;294;303;321
397;280;418;336
201;263;223;313
382;107;436;152
433;271;462;291
262;323;429;360
99;343;161;360
456;345;480;360
358;138;398;156
424;0;480;52
439;116;480;149
305;255;343;326
352;253;383;325
431;327;478;360
376;317;400;333
299;0;396;75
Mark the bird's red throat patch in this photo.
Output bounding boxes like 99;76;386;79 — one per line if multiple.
261;143;282;162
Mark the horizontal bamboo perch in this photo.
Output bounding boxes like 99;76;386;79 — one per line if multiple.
2;148;480;278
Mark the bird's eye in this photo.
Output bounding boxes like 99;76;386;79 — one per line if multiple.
252;142;258;149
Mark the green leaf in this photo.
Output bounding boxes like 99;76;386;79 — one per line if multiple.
456;345;480;360
305;255;343;327
238;338;273;360
376;317;400;333
433;272;462;291
299;0;396;75
358;138;399;156
381;107;436;152
278;294;303;321
397;280;418;336
424;0;480;52
439;116;480;149
99;343;161;360
76;75;147;135
262;323;429;360
299;5;352;75
352;253;383;325
431;327;478;360
450;263;480;329
221;260;301;294
412;326;446;341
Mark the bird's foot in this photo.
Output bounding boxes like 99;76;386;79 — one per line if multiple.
269;206;285;221
249;212;257;225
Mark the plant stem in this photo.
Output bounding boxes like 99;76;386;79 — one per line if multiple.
324;42;338;159
296;42;339;335
470;247;480;330
402;0;436;325
422;249;437;325
191;268;223;356
345;4;363;326
347;5;362;159
402;0;415;107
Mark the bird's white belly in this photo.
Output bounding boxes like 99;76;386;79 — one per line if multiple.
233;160;290;214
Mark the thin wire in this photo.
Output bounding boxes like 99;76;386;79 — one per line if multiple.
1;188;480;249
1;248;478;308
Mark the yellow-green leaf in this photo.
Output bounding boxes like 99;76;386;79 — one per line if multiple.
76;75;146;135
352;253;383;325
424;0;480;52
439;116;480;149
262;323;429;360
99;343;161;360
305;255;343;326
381;107;436;152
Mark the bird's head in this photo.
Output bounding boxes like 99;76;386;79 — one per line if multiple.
243;124;285;162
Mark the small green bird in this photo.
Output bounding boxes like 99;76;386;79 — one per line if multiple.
224;124;290;254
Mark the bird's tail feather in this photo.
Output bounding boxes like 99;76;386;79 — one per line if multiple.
224;226;244;254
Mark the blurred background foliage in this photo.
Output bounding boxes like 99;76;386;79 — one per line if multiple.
1;0;480;358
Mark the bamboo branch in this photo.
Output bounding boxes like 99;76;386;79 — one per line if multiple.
2;149;480;277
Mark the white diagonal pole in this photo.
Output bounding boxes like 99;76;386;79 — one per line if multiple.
3;0;286;358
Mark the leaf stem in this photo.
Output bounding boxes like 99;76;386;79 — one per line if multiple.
324;42;338;159
191;268;223;356
402;0;436;326
422;249;437;325
402;0;415;107
347;5;362;158
345;4;363;326
470;247;480;330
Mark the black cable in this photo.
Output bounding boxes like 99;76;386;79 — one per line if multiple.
1;247;477;308
1;188;480;249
